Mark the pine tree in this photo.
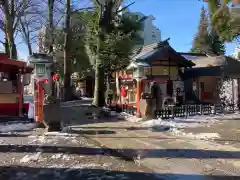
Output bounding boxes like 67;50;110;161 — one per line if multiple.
208;2;225;55
191;6;211;54
208;0;239;42
210;30;225;55
191;6;225;55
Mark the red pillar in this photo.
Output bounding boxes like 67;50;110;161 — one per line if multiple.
136;79;142;117
18;70;23;117
34;80;39;121
37;81;44;122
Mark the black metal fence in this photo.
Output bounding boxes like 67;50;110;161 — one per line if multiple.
116;104;239;119
155;104;238;119
121;104;137;116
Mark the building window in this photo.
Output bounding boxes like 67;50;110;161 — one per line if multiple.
152;34;156;39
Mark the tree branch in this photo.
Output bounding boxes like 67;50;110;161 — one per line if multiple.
117;1;135;13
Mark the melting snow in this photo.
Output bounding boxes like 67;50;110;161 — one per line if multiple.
51;153;63;159
20;152;42;163
0;122;36;133
62;154;71;160
141;116;222;140
44;132;78;137
119;112;142;122
69;163;110;170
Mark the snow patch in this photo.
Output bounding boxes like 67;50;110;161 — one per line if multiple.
20;152;42;163
81;97;93;101
44;132;78;137
51;153;63;159
170;128;220;139
69;163;110;170
119;112;142;122
0;122;36;133
141;117;221;140
62;154;71;161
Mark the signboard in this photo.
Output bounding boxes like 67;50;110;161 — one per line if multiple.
35;64;46;76
151;66;177;76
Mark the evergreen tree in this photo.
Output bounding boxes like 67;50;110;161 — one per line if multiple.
208;2;225;55
191;6;225;55
208;0;239;42
191;6;211;54
209;28;225;55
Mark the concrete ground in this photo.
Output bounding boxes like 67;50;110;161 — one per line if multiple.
64;110;240;180
1;100;239;180
0;128;163;180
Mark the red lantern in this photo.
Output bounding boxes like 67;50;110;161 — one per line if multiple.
52;73;59;81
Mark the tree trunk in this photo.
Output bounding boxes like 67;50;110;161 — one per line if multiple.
1;0;17;59
63;0;72;101
5;17;17;59
48;0;54;54
27;40;33;55
115;71;121;103
92;61;105;106
92;31;105;107
4;37;9;56
105;73;110;105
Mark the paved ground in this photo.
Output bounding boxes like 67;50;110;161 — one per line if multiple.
59;101;240;180
0;128;164;180
1;100;239;180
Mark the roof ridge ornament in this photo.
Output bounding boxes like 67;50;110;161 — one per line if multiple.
156;38;170;48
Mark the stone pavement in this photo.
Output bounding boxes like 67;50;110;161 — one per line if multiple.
68;117;240;180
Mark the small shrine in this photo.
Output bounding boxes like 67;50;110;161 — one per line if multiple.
0;53;33;116
113;40;195;117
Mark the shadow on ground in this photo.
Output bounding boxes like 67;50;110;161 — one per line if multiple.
60;105;123;126
0;133;30;137
72;126;240;143
0;166;239;180
0;144;239;159
69;129;116;135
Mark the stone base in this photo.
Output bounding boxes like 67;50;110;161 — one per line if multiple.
47;122;62;132
36;122;46;129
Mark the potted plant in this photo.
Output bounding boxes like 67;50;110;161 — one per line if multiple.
43;95;61;131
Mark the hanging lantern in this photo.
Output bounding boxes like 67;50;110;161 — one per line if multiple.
43;79;49;83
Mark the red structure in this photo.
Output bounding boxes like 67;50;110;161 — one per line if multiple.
0;53;33;116
33;79;46;125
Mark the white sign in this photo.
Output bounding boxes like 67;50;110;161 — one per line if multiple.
193;82;197;91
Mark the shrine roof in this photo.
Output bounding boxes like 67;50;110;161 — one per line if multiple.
28;53;53;64
0;53;33;73
131;40;195;67
183;55;240;76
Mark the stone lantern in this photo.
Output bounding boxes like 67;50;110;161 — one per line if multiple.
27;53;54;96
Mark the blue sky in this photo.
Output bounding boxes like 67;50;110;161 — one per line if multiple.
129;0;238;55
0;0;238;60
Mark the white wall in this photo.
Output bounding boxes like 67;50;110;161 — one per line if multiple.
233;46;240;60
133;12;161;46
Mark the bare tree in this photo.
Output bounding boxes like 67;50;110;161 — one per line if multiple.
18;4;45;55
0;0;19;58
0;0;46;58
